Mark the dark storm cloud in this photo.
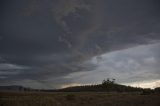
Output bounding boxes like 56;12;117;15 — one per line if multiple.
0;0;160;88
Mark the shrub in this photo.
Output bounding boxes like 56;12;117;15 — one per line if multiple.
140;89;153;95
154;87;160;93
65;94;76;101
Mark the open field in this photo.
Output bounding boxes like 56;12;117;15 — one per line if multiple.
0;91;160;106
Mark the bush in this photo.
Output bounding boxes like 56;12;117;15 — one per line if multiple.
65;94;76;101
140;89;153;95
154;87;160;93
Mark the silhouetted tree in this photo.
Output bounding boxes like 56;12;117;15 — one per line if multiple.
102;78;116;85
154;87;160;93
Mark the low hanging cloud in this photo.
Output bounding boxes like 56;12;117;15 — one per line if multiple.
0;63;29;70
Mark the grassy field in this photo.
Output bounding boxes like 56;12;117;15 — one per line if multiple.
0;91;160;106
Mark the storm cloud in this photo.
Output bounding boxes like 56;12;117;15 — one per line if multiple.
0;0;160;88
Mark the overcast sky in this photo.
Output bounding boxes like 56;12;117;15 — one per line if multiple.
0;0;160;89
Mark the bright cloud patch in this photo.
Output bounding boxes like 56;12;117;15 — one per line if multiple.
64;43;160;88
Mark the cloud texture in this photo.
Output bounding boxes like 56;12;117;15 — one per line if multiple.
0;0;160;88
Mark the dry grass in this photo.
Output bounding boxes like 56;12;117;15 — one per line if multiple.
0;91;160;106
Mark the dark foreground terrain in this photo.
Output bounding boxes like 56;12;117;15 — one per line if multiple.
0;91;160;106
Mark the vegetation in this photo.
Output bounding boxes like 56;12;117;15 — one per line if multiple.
0;92;160;106
65;94;76;101
154;87;160;93
0;79;160;106
57;78;144;92
1;79;159;94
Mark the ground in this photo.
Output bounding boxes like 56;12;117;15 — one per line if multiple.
0;91;160;106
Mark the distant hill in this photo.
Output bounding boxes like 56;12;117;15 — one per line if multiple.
56;80;160;94
0;85;33;91
1;79;159;93
57;83;143;92
54;79;142;92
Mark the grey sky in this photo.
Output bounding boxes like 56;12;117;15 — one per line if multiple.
0;0;160;89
